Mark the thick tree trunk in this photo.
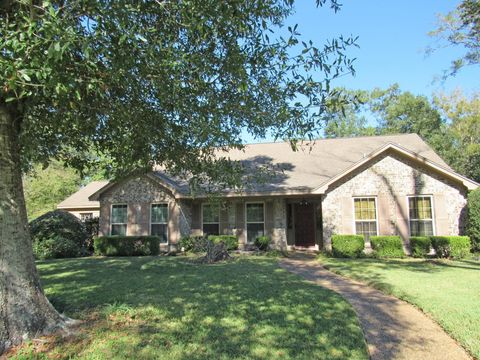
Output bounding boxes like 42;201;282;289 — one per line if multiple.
0;104;70;354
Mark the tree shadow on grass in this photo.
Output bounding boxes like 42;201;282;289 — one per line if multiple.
31;256;369;360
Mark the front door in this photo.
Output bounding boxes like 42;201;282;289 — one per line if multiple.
294;203;315;247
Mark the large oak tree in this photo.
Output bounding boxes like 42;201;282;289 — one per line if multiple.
0;0;356;352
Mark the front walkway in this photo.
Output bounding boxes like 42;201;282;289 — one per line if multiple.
279;254;471;360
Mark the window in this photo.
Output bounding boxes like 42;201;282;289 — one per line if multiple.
354;198;378;237
80;213;93;222
246;203;264;243
151;204;168;243
111;205;127;236
408;196;434;236
202;203;220;236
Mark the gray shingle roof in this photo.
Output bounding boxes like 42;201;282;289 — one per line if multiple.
57;180;109;209
152;133;451;194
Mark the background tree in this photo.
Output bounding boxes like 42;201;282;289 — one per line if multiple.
23;161;83;220
434;90;480;182
428;0;480;77
0;0;356;352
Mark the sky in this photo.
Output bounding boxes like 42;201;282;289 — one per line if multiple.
243;0;478;143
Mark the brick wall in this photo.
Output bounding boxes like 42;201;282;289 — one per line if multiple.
321;151;468;250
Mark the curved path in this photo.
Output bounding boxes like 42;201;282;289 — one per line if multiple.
279;254;471;360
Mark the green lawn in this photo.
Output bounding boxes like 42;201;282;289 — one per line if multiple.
318;256;480;359
12;256;368;359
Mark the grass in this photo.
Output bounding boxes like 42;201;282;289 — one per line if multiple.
10;256;368;359
318;255;480;359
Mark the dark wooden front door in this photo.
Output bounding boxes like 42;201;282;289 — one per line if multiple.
294;203;315;247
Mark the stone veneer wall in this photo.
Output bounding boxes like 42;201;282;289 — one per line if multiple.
98;175;191;247
321;151;468;251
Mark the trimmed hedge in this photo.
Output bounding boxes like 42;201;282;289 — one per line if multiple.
254;235;271;251
370;236;404;258
409;237;431;258
208;235;239;251
431;236;471;259
94;236;161;256
331;235;364;258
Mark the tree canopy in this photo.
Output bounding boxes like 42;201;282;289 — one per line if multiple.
2;0;356;188
428;0;480;77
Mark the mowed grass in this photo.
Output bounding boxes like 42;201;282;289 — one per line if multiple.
11;256;368;359
318;256;480;359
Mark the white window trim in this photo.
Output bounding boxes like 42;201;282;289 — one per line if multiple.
150;203;169;244
80;212;93;221
245;201;265;244
352;196;378;237
201;203;220;236
407;195;436;237
110;204;128;236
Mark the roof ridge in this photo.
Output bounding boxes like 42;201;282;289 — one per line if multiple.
241;133;418;146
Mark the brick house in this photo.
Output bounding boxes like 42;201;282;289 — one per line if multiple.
57;181;108;221
84;134;478;252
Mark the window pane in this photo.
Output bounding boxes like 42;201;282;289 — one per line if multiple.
247;223;264;243
354;198;376;220
203;223;220;236
410;220;433;236
355;221;377;236
151;224;168;243
112;205;127;224
111;224;127;236
151;204;168;223
409;197;432;220
247;203;264;222
203;204;220;223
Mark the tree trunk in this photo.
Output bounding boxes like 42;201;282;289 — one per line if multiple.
0;104;70;354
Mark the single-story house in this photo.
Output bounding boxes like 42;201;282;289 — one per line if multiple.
57;180;109;221
68;134;477;252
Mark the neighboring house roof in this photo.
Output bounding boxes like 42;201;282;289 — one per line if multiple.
57;180;109;209
89;133;479;200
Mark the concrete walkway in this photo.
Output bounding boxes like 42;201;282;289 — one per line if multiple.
279;254;471;360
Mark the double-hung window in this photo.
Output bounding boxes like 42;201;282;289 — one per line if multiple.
111;204;127;236
202;204;220;236
246;203;264;243
354;197;378;237
151;204;168;243
408;196;434;236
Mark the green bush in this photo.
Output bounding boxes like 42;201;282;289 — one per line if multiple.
331;235;364;258
94;236;161;256
467;189;480;252
370;236;404;258
208;235;239;251
29;210;88;259
254;235;271;251
409;237;431;258
431;236;471;259
179;236;201;252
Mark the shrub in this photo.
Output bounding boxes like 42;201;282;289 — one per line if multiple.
431;236;471;259
467;189;480;252
331;235;364;258
179;236;209;252
254;235;271;251
30;210;88;259
208;235;239;251
94;236;161;256
409;237;431;258
370;236;404;258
